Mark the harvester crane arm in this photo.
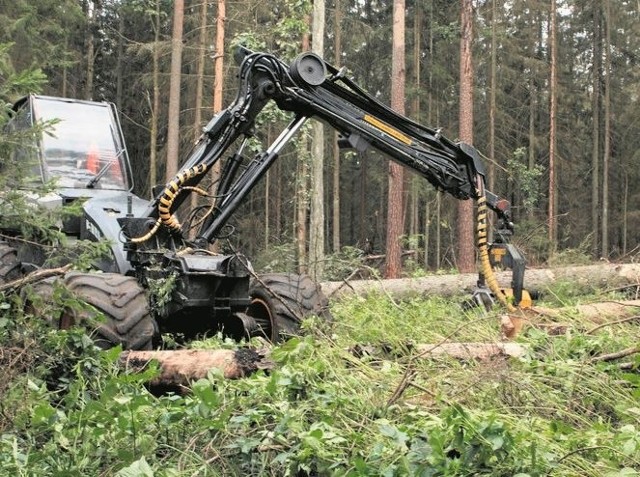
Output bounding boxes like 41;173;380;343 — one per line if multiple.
134;48;525;310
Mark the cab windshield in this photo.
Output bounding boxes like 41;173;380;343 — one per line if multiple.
32;97;129;190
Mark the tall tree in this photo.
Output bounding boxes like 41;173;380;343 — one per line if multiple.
296;17;311;273
192;0;208;141
384;0;406;278
456;0;475;273
149;0;162;193
309;0;325;280
548;0;558;252
213;0;225;114
601;0;611;257
165;0;185;180
84;0;96;100
331;0;342;253
488;0;497;193
591;3;602;256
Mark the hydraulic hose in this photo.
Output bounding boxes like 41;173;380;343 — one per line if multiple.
475;180;517;313
128;164;209;244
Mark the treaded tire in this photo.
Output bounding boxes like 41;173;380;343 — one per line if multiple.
61;272;157;350
0;241;22;284
246;273;331;342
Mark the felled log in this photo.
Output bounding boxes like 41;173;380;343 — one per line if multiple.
322;263;640;300
351;341;527;361
416;342;527;360
540;300;640;321
120;348;272;387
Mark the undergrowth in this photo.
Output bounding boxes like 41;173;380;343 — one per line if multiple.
1;284;640;476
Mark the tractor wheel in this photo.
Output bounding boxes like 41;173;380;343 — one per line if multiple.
60;272;158;350
0;241;23;284
246;273;331;342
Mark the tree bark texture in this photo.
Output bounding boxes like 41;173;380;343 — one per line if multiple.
149;0;161;193
548;0;558;250
601;0;611;257
120;349;273;387
165;0;185;180
416;342;527;360
591;3;602;257
332;0;342;253
213;0;225;114
456;0;475;274
384;0;406;279
309;0;326;280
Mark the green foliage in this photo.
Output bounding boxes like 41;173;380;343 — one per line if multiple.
252;242;298;273
547;234;595;268
507;148;544;215
0;43;46;103
146;272;178;315
323;246;368;281
3;288;640;475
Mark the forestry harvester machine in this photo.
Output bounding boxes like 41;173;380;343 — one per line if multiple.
2;48;528;350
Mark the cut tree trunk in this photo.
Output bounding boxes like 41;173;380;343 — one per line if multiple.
536;300;640;322
416;342;527;360
322;263;640;300
120;348;272;387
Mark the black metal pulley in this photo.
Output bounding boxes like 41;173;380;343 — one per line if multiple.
289;52;327;86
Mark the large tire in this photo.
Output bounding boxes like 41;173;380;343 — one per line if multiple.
246;273;331;342
0;241;23;284
61;272;157;350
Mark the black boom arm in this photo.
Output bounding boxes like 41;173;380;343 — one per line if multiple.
128;48;525;309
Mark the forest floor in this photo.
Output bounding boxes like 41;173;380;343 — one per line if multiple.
1;274;640;476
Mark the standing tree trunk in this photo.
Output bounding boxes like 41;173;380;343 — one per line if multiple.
213;0;225;114
332;0;342;253
548;0;558;253
384;0;406;279
84;0;95;100
193;0;208;143
209;0;226;252
527;8;537;221
165;0;185;180
601;0;611;258
296;19;312;273
116;12;124;109
309;0;326;281
409;6;422;252
427;2;438;269
190;0;209;219
488;0;497;193
149;0;161;193
591;4;602;257
456;0;475;273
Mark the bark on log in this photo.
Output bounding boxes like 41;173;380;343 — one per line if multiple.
501;299;640;339
415;342;527;360
351;342;527;360
536;300;640;322
120;348;272;387
321;263;640;300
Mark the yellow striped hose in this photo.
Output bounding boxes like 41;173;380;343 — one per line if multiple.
128;164;209;244
475;184;517;313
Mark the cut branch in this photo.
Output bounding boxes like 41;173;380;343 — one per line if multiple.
591;346;640;363
587;315;640;334
0;265;72;292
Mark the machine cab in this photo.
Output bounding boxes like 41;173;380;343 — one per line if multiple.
8;95;133;191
